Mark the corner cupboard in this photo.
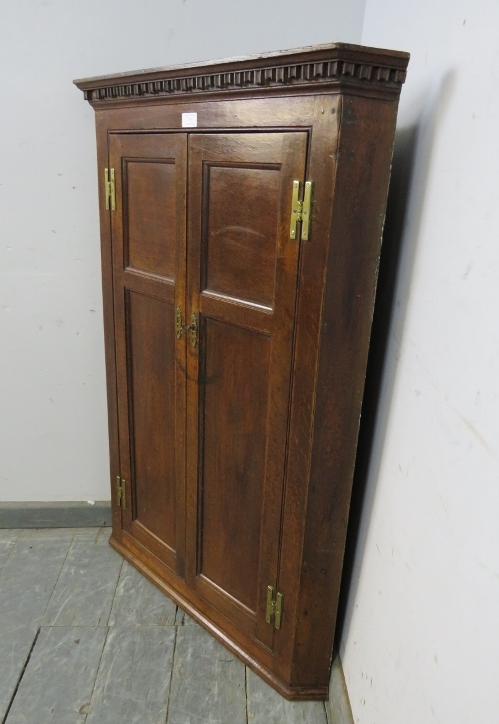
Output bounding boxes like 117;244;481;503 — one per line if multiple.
74;42;408;699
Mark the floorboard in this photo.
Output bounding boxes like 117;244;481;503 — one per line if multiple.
0;625;38;722
0;531;19;573
0;528;330;723
246;668;328;723
109;562;177;627
4;626;107;724
174;610;198;626
42;533;123;627
0;530;73;631
167;625;247;724
85;626;176;724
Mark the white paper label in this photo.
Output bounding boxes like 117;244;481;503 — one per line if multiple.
182;112;198;128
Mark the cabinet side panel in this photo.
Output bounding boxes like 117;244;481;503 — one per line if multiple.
291;95;400;687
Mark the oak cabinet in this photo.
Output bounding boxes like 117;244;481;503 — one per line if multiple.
74;43;408;700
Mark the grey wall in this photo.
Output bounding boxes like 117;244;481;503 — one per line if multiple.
338;0;499;722
0;0;366;502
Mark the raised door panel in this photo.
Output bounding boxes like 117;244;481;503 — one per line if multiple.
126;160;176;277
200;319;271;615
109;133;187;576
126;291;176;551
185;132;308;649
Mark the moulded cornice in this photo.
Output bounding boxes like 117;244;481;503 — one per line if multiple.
74;43;409;105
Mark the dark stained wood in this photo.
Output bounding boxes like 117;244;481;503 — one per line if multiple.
109;132;187;575
203;162;280;308
199;318;271;613
126;159;177;277
75;43;408;699
185;132;307;648
74;42;409;107
290;94;402;687
272;94;343;685
94;113;121;535
127;291;176;552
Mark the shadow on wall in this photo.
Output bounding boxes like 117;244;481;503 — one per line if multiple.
334;70;456;650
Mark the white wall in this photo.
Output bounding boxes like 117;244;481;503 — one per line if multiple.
0;1;365;502
340;1;499;722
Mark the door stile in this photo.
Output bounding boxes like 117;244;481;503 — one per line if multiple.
173;138;188;577
109;134;132;534
184;134;203;590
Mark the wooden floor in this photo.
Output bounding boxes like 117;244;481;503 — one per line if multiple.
0;528;328;723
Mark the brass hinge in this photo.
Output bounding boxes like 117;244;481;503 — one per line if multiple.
105;168;116;211
289;179;313;241
116;475;126;508
175;307;198;348
266;585;283;630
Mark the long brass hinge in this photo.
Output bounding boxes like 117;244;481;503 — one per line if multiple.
289;179;313;241
116;475;126;508
175;306;198;348
105;168;116;211
266;585;283;630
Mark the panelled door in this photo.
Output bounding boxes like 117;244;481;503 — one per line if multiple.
110;130;308;648
185;132;308;649
109;133;188;576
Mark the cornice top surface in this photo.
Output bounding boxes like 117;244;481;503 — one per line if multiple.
74;42;409;105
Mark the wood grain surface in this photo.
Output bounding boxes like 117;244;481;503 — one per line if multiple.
75;43;408;698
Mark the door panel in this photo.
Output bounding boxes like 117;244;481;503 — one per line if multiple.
199;318;271;614
126;291;176;552
203;164;281;308
126;160;177;277
186;132;308;648
110;133;187;576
